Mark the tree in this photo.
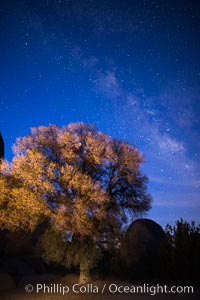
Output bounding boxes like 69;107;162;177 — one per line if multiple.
2;122;152;283
0;171;48;233
165;219;200;284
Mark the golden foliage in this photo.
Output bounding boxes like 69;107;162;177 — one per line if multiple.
0;173;48;232
0;122;151;268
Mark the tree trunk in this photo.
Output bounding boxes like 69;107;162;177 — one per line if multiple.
79;260;92;284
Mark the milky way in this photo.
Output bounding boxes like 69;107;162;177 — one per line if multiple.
0;0;200;226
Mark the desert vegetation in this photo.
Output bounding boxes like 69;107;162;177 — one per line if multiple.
0;124;199;299
0;123;151;283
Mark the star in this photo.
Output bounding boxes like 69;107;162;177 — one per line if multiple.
0;0;199;228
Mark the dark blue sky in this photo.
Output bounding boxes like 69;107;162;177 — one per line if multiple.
1;0;200;227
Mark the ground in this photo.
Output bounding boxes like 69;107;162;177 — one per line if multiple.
0;275;199;300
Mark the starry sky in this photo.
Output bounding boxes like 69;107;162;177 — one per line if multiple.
0;0;200;227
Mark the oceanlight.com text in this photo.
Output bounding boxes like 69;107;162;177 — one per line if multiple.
25;282;194;296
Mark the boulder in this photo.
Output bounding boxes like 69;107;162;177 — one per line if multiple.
1;231;34;256
0;273;16;291
0;257;37;277
0;231;6;257
120;218;167;279
21;255;47;274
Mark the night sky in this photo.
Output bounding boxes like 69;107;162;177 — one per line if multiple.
1;0;200;227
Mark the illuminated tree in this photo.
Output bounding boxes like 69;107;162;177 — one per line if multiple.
2;122;151;283
0;171;48;233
